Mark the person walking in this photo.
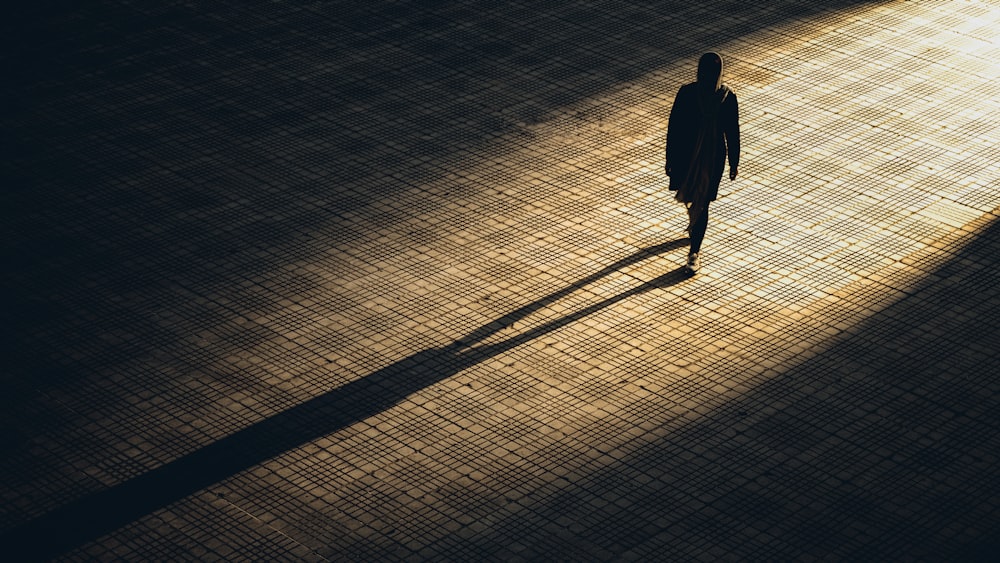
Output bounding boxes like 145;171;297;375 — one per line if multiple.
665;52;741;274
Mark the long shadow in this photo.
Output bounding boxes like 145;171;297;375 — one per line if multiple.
2;239;691;561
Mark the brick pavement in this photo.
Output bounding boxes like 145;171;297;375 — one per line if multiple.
2;0;999;560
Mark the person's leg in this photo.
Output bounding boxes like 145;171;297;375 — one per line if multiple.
689;204;709;254
685;204;709;273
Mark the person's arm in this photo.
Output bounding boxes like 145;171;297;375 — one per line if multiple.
726;93;740;180
665;87;684;176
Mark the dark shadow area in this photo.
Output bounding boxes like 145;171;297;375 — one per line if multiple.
1;240;692;560
462;218;1000;560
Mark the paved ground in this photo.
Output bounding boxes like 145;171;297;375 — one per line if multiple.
3;0;1000;560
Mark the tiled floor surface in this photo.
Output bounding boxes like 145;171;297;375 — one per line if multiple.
3;0;999;560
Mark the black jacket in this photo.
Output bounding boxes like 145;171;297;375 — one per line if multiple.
666;83;740;202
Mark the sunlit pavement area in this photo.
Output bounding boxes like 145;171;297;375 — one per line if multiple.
3;0;1000;560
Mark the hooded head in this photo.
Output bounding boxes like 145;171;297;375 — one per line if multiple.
697;52;723;93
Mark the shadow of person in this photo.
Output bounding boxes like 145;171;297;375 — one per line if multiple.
3;239;693;561
456;237;691;349
461;265;691;361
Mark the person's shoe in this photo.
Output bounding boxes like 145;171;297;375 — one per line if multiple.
685;252;700;274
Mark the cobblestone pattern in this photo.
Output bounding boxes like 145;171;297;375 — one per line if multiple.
2;0;999;560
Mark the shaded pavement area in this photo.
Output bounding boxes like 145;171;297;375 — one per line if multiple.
3;0;999;560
